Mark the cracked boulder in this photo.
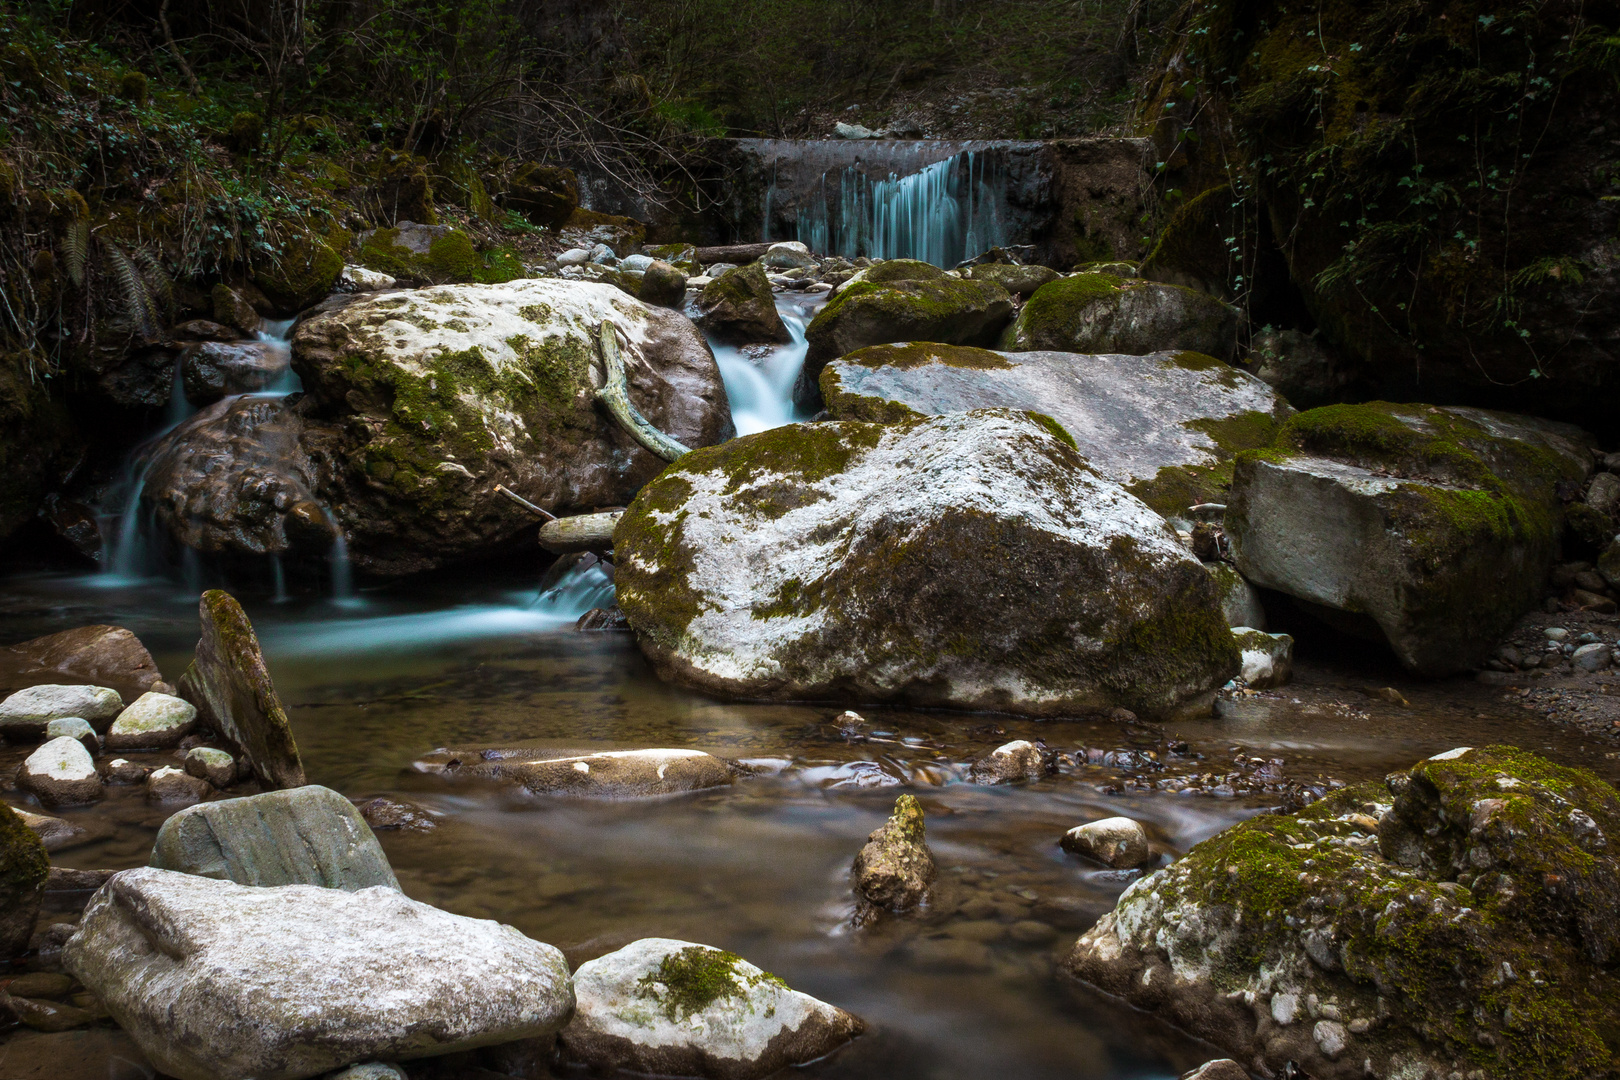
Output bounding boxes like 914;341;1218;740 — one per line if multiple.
1063;746;1620;1080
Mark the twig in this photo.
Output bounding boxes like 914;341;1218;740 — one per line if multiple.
494;484;556;520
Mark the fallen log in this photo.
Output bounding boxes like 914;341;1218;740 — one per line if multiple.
693;242;774;265
539;511;622;554
594;322;689;463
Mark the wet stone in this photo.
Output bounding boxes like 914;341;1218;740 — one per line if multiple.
105;691;197;750
0;685;123;741
144;765;211;804
18;737;104;807
183;746;236;788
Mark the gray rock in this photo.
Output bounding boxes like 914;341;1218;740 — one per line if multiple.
559;937;862;1080
999;273;1241;361
1233;627;1294;688
145;765;211;805
18;737;103;806
356;797;436;833
412;747;732;798
1;625;164;698
760;241;818;271
103;758;150;784
1246;327;1359;409
695;263;790;345
65;867;574;1080
1;803;48;959
9;804;89;851
183;746;236;787
615;411;1239;719
1572;642;1612;672
968;740;1051;784
1588;471;1620;516
45;717;99;756
964;262;1061;297
618;253;655;272
177;590;306;789
834;121;881;139
638;259;687;309
150;785;400;891
1227;404;1594;676
852;794;935;922
0;685;122;740
557;248;590;267
105;691;197;750
338;265;395;292
1206;563;1267;629
588;242;616;265
323;1065;405;1080
819;343;1291;514
1061;816;1151;869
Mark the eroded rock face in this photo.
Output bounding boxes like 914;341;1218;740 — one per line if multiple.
293;280;734;575
1226;403;1593;676
852;794;935;922
1063;746;1620;1080
615;410;1239;718
998;273;1241;361
819;342;1291;514
65;867;575;1080
559;938;863;1080
695;263;790;345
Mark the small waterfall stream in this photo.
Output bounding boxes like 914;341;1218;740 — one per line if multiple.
707;292;825;435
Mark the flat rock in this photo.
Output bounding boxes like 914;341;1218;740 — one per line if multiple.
413;747;732;798
819;343;1290;514
177;590;306;789
1061;816;1151;869
18;737;103;807
614;411;1239;719
104;691;197;750
852;794;935;922
0;803;48;958
9;804;89;852
559;938;863;1080
150;785;400;891
0;626;164;698
65;867;575;1080
0;685;122;740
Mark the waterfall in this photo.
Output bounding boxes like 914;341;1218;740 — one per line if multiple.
706;293;825;435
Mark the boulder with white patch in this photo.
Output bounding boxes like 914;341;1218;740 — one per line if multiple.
0;684;122;740
819;342;1291;514
1061;816;1151;869
411;746;732;797
1233;628;1293;689
1063;746;1620;1080
614;410;1239;719
65;867;575;1080
968;740;1052;784
559;938;863;1080
105;691;198;750
291;280;734;575
17;737;103;806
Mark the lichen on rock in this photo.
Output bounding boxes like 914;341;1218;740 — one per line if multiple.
852;793;936;923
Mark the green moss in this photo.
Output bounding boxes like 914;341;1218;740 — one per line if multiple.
890;793;926;842
860;259;946;285
0;801;48;903
1165;350;1244;389
1025;411;1077;449
254;231;342;311
116;70;148;107
476;246;526;284
841;342;1012;371
1140;184;1246;295
636;946;787;1022
998;273;1123;350
356;226;491;285
820;367;923;424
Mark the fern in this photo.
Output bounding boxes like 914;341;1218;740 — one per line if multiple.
132;246;174;316
61;217;89;289
104;245;160;338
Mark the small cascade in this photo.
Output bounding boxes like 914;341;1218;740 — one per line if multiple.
528;558;617;619
706;292;826;435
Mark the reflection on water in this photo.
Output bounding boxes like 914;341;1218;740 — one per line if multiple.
3;567;1617;1079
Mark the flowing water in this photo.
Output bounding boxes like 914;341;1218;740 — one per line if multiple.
707;292;827;435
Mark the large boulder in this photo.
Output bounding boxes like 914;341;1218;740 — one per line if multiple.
614;410;1239;718
0;684;122;740
505;163;579;229
1226;403;1593;676
998;273;1240;361
800;261;1013;408
820;342;1292;514
411;746;732;798
177;590;306;789
694;263;790;345
0;625;164;698
1064;747;1620;1080
150;786;399;891
559;938;863;1080
179;341;291;405
65;867;575;1080
292;280;734;575
0;803;48;959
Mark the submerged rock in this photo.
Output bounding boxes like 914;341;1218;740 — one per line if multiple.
105;691;197;750
852;793;935;922
412;747;732;798
65;867;574;1080
9;803;89;852
968;740;1053;784
0;625;164;697
0;684;122;740
559;938;863;1080
1226;403;1593;675
151;785;398;891
1063;746;1620;1080
0;803;48;959
356;797;436;833
18;737;103;807
293;279;734;575
1061;816;1151;869
800;262;1013;407
998;273;1241;361
819;343;1290;515
177;590;306;790
615;410;1239;718
695;263;790;344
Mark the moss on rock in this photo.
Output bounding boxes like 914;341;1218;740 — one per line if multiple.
999;273;1240;359
0;801;49;957
254;230;343;312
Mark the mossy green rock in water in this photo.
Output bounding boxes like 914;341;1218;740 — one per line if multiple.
799;269;1013;408
614;410;1238;719
1065;746;1620;1080
821;343;1291;515
292;279;732;575
0;802;48;959
1226;402;1594;676
998;273;1241;361
252;231;342;313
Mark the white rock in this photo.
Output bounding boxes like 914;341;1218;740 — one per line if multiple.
1313;1018;1349;1059
1233;628;1294;689
556;247;590;267
18;736;103;806
834;121;882;139
969;740;1049;784
106;691;197;750
559;938;862;1080
338;265;395;292
1061;816;1151;869
618;253;655;272
761;241;818;271
45;716;100;754
65;868;574;1080
0;684;122;739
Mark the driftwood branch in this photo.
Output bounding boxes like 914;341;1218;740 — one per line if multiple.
538;511;622;554
495;484;556;520
595;322;690;463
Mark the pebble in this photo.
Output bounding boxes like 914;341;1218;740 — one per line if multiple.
1545;627;1570;641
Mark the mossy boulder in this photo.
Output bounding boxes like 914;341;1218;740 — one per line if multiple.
1065;746;1620;1080
695;263;788;345
614;409;1239;719
1000;273;1241;361
964;262;1060;297
0;802;48;959
852;794;935;924
292;279;733;576
506;163;579;229
253;230;342;313
799;269;1013;408
1226;403;1594;676
354;223;478;286
820;343;1292;515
